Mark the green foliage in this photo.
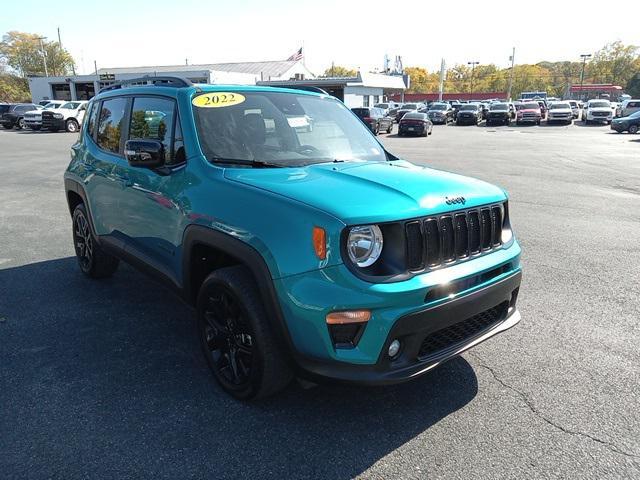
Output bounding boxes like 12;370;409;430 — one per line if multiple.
0;31;76;77
0;73;30;102
626;73;640;98
321;65;357;77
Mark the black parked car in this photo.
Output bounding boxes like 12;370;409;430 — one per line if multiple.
427;102;455;124
398;112;433;136
610;110;640;134
1;103;39;129
351;107;393;134
486;103;513;126
456;104;483;125
395;103;420;122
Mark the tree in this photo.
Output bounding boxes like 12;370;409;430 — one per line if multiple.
0;73;30;102
0;31;75;77
321;65;357;77
404;67;439;93
587;41;639;86
626;73;640;98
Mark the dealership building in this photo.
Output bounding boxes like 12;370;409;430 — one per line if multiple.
27;60;406;108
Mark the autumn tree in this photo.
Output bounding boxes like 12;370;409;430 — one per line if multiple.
586;41;639;86
0;31;75;77
321;65;357;77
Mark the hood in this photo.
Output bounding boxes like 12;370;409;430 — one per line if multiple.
549;108;572;113
24;109;42;116
224;160;506;225
519;108;540;113
588;107;611;112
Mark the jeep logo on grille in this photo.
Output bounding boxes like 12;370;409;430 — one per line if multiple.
445;196;466;205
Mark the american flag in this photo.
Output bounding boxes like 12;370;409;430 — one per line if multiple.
287;47;303;61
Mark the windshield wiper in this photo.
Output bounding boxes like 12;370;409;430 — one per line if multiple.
209;157;283;168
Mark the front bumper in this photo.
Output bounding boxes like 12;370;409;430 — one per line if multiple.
274;240;522;385
24;119;42;128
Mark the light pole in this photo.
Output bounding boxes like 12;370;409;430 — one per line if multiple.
579;54;591;101
36;36;49;77
468;61;479;98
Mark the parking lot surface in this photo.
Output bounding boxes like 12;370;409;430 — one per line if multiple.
1;123;639;479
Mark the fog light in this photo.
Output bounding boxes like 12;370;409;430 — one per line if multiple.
388;339;401;358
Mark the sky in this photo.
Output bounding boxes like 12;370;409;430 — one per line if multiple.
2;0;638;75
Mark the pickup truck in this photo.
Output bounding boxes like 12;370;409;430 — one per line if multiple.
42;101;89;132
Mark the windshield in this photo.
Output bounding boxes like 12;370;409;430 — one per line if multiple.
628;111;640;119
374;103;388;109
351;108;371;118
429;104;447;110
61;102;81;109
403;113;426;120
44;102;62;109
549;103;570;109
522;103;540;109
490;103;508;111
193;91;387;167
589;101;609;108
460;105;478;111
402;104;417;109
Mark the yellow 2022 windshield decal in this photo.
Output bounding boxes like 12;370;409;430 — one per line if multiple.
192;93;246;108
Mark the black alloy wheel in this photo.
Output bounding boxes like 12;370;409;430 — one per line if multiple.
201;286;254;390
73;208;93;273
629;124;639;134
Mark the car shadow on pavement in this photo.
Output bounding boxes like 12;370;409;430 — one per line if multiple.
0;257;478;479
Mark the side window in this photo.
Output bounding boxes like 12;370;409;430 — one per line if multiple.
129;96;176;164
86;101;99;139
97;97;128;154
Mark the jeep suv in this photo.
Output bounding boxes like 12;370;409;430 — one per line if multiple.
64;77;522;399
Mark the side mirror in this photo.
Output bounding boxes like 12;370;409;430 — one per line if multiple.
124;139;165;168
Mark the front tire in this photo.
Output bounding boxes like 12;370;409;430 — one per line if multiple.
16;118;25;130
66;119;79;133
629;125;639;134
197;266;292;400
72;204;119;278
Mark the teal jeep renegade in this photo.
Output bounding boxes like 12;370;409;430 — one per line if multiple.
64;77;522;399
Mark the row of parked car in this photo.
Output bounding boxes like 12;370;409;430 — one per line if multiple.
0;100;88;133
364;97;640;133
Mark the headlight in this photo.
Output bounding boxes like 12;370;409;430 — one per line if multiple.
53;113;63;119
347;225;383;267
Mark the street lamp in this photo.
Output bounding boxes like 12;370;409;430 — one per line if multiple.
468;61;479;98
579;54;591;101
36;36;49;77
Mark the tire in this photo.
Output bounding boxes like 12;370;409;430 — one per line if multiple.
2;123;13;129
66;119;80;133
536;119;541;126
16;118;25;130
72;204;119;279
629;125;639;134
386;124;392;134
197;266;293;400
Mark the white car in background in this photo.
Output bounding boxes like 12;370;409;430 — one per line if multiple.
547;102;574;124
41;101;88;132
567;100;580;119
620;99;640;117
583;99;613;124
23;101;66;130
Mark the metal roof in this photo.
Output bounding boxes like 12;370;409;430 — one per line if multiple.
97;60;302;78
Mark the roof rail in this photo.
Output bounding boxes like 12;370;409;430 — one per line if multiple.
99;76;193;93
271;85;329;96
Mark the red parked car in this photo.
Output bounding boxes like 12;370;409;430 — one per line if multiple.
516;102;542;125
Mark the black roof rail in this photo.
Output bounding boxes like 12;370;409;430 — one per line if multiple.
99;76;193;93
271;85;329;95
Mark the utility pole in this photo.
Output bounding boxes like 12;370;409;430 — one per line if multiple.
467;61;479;97
507;47;516;100
438;58;446;102
94;60;98;76
36;36;48;77
579;54;592;101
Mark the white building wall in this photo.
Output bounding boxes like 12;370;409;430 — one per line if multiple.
343;86;384;108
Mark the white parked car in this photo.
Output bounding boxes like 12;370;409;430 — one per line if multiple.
547;102;574;124
567;100;580;119
23;101;66;130
621;99;640;117
41;101;88;132
583;99;613;124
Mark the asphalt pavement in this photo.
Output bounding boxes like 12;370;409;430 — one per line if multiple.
1;121;639;479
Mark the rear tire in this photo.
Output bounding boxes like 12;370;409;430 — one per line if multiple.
197;266;293;400
629;125;639;134
72;204;119;278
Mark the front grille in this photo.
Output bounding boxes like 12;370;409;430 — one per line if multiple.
418;301;509;359
405;203;504;271
41;111;55;128
593;111;609;117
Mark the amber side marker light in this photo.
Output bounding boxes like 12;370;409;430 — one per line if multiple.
312;226;327;260
326;310;371;325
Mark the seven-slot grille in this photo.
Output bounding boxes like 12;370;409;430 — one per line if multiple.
405;204;504;271
41;111;55;129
